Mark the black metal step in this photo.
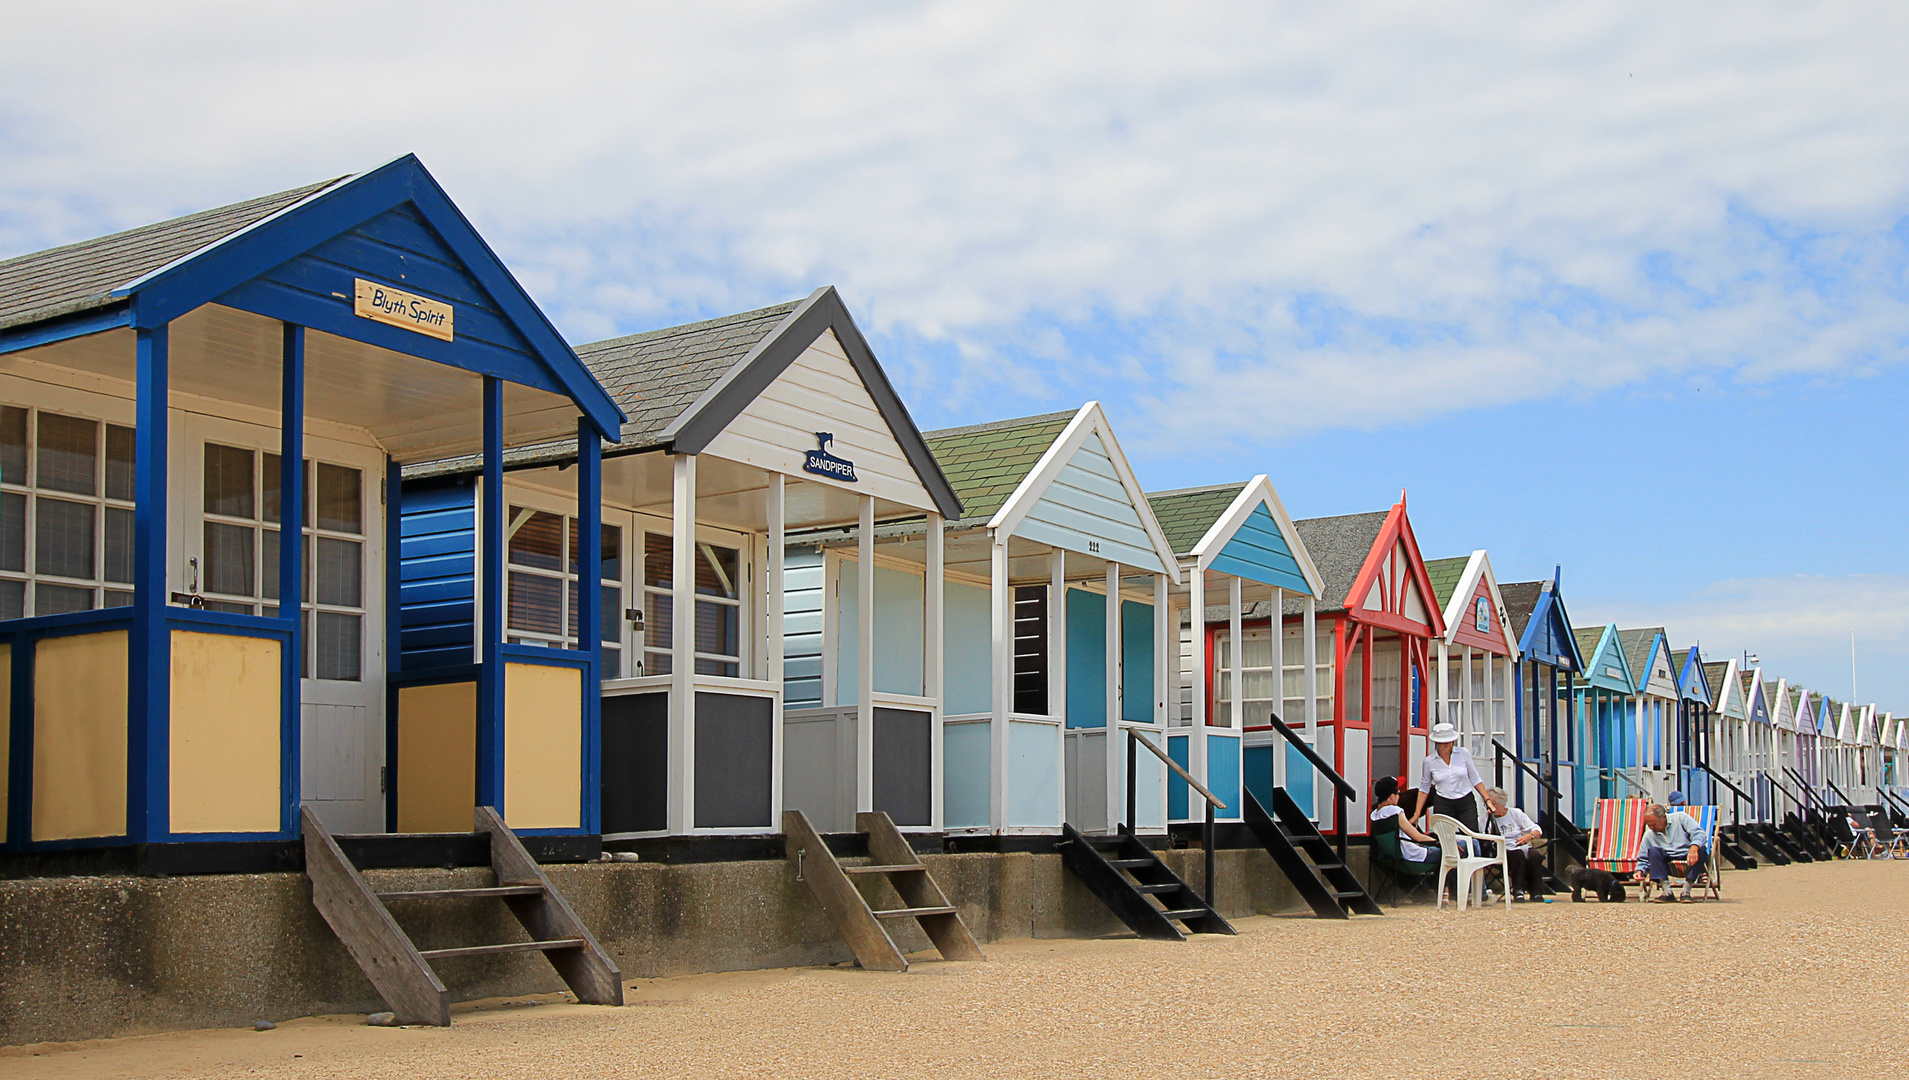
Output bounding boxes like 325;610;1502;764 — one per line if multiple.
1243;788;1381;919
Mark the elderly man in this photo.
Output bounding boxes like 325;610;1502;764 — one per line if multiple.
1634;803;1709;903
1483;787;1550;902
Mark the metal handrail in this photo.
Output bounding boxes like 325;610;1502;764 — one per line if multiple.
1490;740;1563;799
1124;729;1226;905
1696;760;1753;832
1490;740;1575;880
1258;714;1353;868
1825;776;1858;808
1600;767;1651;798
1782;766;1824;811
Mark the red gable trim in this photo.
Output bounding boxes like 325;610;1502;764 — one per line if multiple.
1339;499;1445;638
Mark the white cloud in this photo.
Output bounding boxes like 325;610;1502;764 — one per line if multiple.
1598;575;1909;709
2;2;1908;446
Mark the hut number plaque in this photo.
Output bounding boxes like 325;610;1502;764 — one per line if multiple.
803;432;857;482
353;278;454;342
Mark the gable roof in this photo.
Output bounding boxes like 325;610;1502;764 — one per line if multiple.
0;180;338;332
924;411;1075;521
1703;661;1729;704
1423;556;1468;608
1147;484;1241;555
1616;627;1667;692
1286;512;1389;616
579;285;961;518
0;154;624;441
1673;646;1711;705
1499;581;1544;641
1574;625;1633;691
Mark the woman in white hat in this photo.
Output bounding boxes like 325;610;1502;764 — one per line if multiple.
1414;722;1488;832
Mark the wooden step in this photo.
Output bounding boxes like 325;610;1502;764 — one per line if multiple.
873;905;958;919
418;937;585;961
376;885;547;901
843;864;927;875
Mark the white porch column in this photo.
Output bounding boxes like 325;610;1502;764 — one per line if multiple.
669;453;697;835
1303;594;1319;820
767;474;784;689
1271;586;1285;790
925;512;944;828
1190;564;1208;801
856;494;876;815
1049;550;1067;722
1436;640;1450;731
1461;645;1473;743
989;534;1011;831
1228;575;1244;732
1154;574;1168;727
1104;560;1122;830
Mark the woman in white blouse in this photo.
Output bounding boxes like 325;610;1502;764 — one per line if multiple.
1414;722;1489;832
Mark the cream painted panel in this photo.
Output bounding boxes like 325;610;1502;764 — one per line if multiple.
701;329;937;512
396;681;476;832
170;630;282;834
504;662;583;830
32;631;128;841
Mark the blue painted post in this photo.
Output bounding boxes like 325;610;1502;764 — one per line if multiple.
384;454;401;832
280;323;304;835
576;418;601;835
129;324;170;842
478;376;505;814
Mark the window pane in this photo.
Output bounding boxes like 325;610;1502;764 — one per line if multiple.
0;491;22;573
508;508;563;571
0;579;21;620
695;599;738;659
643;533;671;588
203;521;255;597
262;528;280;600
645;650;671;676
696;543;739;599
695;658;739;678
105;425;135;502
262;452;281;524
104;589;133;608
601;645;622;678
508;571;563;635
0;406;26;487
645;590;672;652
204;443;254;518
35;582;92;615
37;414;97;496
315;611;362;680
36;497;95;579
566;581;624;645
315;463;361;534
568;520;623;581
316;537;361;607
104;507;133;583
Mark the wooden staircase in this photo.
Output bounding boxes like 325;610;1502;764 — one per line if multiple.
1242;789;1381;918
303;806;623;1026
1731;823;1790;866
784;809;984;973
1715;827;1760;870
1058;823;1236;940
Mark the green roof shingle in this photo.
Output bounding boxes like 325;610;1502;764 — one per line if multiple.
1145;484;1243;555
923;411;1075;520
1422;556;1469;609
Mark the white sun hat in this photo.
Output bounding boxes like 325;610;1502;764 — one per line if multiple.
1430;722;1460;744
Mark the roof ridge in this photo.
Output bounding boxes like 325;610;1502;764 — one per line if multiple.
1146;481;1244;499
0;178;343;271
576;299;802;354
924;409;1078;440
1292;509;1388;526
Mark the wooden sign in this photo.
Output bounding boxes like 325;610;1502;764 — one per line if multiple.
353;278;454;341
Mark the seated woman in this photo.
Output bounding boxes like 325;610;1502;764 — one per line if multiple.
1484;787;1551;902
1372;776;1442;862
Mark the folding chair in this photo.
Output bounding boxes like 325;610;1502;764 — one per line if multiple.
1369;817;1441;904
1586;798;1648;897
1864;811;1906;858
1845;810;1887;859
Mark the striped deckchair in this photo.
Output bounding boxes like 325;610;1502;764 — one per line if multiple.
1586;798;1648;876
1658;806;1722;901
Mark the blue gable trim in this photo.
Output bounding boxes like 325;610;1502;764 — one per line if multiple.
1208;504;1311;594
1633;633;1664;693
117;155;623;440
1516;572;1586;673
1677;647;1711;704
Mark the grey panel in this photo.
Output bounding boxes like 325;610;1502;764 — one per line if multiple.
694;692;774;829
1372;734;1402;785
601;691;669;834
782;710;844;832
872;706;932;827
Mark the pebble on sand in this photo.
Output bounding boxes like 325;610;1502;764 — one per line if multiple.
366;1012;398;1027
252;1020;276;1031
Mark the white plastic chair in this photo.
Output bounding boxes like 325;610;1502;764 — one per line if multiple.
1430;813;1510;911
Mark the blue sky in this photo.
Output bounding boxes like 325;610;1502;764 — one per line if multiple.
2;2;1906;708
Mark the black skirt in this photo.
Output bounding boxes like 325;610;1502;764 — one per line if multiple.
1431;792;1479;832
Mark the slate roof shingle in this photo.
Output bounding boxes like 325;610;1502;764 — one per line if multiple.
1498;581;1545;643
576;301;802;448
1615;627;1666;686
1422;555;1470;609
923;411;1076;521
0;180;340;332
1145;483;1243;555
1276;511;1389;616
1573;626;1608;670
1703;661;1729;703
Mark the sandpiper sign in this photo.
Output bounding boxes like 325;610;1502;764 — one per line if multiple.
803;432;857;482
353;278;454;341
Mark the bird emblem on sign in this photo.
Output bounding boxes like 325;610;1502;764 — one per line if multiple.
803;431;857;482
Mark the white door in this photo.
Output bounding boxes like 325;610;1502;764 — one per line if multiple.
178;415;386;834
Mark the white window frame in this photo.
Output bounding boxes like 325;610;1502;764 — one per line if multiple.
0;399;139;618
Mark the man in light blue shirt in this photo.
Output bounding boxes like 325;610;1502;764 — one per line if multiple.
1634;803;1708;903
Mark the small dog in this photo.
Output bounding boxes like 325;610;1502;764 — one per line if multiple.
1563;865;1626;903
